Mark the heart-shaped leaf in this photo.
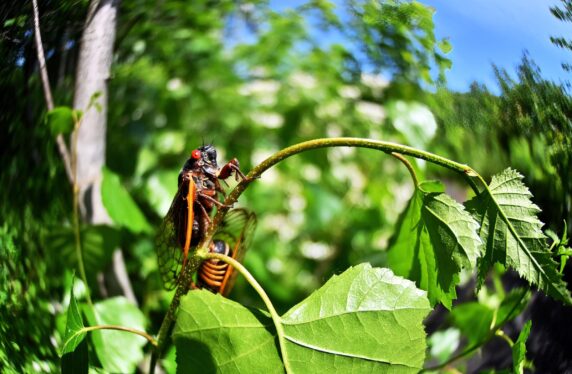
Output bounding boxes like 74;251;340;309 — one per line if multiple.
282;264;431;373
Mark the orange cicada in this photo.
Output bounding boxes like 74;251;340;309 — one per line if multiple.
155;145;256;294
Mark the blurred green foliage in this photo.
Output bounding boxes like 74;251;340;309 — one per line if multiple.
1;0;571;372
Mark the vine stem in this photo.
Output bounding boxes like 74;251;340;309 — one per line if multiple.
206;137;481;240
63;324;157;352
495;330;514;347
198;251;292;374
149;258;199;374
391;152;419;187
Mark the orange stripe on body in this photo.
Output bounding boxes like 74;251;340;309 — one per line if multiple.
181;178;195;273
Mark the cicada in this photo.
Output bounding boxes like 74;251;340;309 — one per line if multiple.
155;145;255;294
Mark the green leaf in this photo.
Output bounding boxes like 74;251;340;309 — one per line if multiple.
282;264;431;373
61;286;86;355
45;225;119;280
173;290;283;373
101;167;152;234
466;168;572;304
513;320;532;374
388;181;483;308
46;107;81;136
451;302;494;346
175;265;430;373
83;297;147;373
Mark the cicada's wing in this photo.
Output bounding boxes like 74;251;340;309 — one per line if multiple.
155;179;193;290
213;208;257;296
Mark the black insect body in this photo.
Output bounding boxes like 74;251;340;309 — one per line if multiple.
155;145;254;294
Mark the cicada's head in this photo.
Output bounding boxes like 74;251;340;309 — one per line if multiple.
183;144;218;176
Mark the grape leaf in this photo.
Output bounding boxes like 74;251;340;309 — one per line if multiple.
83;297;147;373
388;181;482;308
513;320;532;374
465;168;572;304
174;265;430;373
281;264;431;373
173;290;283;373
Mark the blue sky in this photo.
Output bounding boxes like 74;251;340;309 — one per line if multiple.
269;0;572;92
424;0;572;91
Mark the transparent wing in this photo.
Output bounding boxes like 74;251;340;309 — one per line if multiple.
155;181;191;290
214;208;257;296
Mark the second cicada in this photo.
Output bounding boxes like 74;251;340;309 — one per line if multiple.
155;145;256;294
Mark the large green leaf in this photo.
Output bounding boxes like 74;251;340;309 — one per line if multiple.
174;265;430;373
282;264;431;373
173;290;283;373
101;167;152;234
83;297;147;373
387;181;482;308
466;168;572;304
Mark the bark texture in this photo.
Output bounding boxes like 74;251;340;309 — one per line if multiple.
74;0;137;304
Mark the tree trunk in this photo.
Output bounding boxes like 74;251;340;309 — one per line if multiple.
73;0;137;305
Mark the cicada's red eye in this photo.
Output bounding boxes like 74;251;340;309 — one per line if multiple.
191;149;201;159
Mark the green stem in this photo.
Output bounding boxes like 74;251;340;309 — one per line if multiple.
423;289;528;371
199;251;292;374
495;330;514;347
72;185;92;307
206;137;481;240
63;324;157;352
391;152;419;187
